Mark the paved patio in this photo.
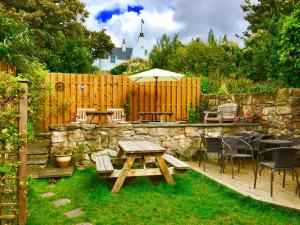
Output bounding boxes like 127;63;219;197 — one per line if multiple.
188;160;300;211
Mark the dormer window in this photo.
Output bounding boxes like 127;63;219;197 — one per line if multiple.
110;55;116;64
144;49;148;56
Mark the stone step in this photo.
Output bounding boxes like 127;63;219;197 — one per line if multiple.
27;167;74;178
27;154;48;160
27;164;47;170
27;159;47;165
27;139;49;155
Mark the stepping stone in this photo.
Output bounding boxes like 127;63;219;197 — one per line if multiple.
41;192;55;198
64;208;84;218
53;198;71;207
76;223;93;225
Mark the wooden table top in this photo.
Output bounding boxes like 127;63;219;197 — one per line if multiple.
260;139;292;145
118;141;166;154
139;112;174;115
86;111;113;115
292;144;300;150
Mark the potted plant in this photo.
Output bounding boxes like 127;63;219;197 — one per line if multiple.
73;143;88;170
52;147;73;168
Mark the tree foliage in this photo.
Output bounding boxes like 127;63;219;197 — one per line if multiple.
240;0;300;83
110;58;150;75
149;32;241;77
0;0;114;73
278;3;300;87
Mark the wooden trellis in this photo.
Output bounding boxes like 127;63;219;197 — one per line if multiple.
0;64;28;225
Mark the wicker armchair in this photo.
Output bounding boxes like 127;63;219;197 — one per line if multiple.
222;137;255;179
254;147;299;197
199;135;223;173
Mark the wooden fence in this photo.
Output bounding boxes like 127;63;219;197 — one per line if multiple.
43;73;201;130
0;61;16;74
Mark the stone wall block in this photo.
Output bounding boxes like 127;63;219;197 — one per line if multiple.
192;138;202;149
262;107;276;116
173;127;185;136
179;138;192;150
51;131;67;143
134;127;149;135
149;128;174;137
86;140;102;151
276;89;289;103
173;134;185;140
162;140;179;151
83;130;101;140
68;129;85;142
276;105;291;115
185;127;200;137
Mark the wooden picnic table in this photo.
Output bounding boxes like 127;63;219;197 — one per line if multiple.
85;111;114;125
138;112;174;122
95;141;189;194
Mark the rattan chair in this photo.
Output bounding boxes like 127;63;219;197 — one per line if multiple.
254;147;299;197
199;135;223;173
222;137;255;179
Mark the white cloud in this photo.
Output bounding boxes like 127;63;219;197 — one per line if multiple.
82;0;248;49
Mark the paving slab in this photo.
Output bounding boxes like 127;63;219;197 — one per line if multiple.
53;198;71;207
41;192;55;198
64;208;84;218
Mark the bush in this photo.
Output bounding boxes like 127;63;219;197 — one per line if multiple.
110;63;128;75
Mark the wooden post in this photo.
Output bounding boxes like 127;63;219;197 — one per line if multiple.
18;79;29;225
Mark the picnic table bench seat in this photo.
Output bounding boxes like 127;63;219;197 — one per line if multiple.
163;154;190;170
95;155;114;174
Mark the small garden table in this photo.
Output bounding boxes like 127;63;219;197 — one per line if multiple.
85;111;114;125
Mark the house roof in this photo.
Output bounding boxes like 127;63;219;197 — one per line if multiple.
104;47;133;60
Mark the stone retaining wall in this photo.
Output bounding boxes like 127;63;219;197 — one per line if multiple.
204;88;300;136
50;123;259;161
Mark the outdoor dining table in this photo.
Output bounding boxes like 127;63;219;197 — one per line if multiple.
260;139;292;150
110;141;176;194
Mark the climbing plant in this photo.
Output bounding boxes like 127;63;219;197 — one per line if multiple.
0;72;22;223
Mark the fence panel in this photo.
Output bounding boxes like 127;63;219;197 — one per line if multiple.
0;61;16;74
43;73;201;130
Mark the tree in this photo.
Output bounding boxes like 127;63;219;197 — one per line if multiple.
149;34;183;70
278;3;300;87
208;29;217;45
1;0;114;73
240;0;299;81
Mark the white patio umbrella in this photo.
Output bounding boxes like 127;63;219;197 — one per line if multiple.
128;68;184;111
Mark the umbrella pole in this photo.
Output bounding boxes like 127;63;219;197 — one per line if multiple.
155;77;158;114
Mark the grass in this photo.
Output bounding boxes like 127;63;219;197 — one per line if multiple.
27;168;300;225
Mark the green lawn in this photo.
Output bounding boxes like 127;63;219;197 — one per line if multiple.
27;168;300;225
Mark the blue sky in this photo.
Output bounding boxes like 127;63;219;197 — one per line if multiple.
83;0;248;48
96;5;144;23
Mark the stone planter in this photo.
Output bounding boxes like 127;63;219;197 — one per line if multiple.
55;154;72;168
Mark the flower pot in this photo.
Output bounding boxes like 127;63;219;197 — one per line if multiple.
247;117;254;123
55;154;72;168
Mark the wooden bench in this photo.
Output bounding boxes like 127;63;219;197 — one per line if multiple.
204;103;238;123
163;154;189;170
95;155;114;174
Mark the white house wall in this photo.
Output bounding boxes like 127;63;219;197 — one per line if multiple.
98;58;128;71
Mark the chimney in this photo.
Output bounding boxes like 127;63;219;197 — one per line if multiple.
121;39;126;52
139;32;144;38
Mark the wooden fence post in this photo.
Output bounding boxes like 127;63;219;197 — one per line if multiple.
18;79;29;225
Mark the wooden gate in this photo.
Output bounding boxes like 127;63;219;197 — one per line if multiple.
43;73;201;130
